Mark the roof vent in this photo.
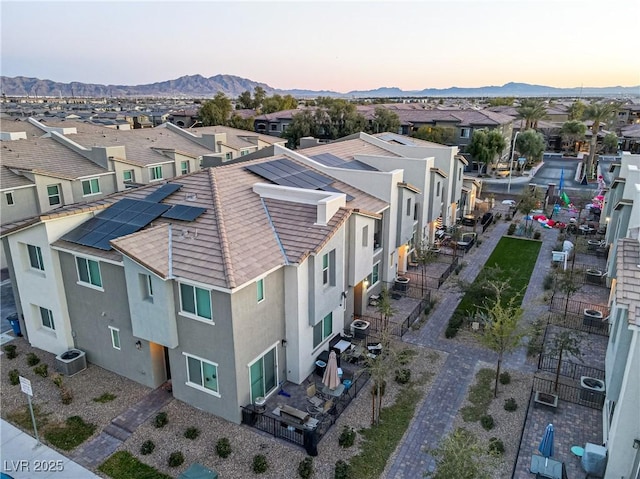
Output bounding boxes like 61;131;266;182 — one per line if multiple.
185;193;197;201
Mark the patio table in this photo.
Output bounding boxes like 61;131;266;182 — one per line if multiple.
322;383;345;397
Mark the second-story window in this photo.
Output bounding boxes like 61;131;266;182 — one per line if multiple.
362;225;368;247
150;166;163;181
123;170;134;183
225;152;232;160
5;192;15;206
460;128;470;138
180;283;212;321
257;279;265;303
436;182;441;197
82;178;100;196
47;185;61;205
27;244;44;271
181;161;189;175
39;306;55;330
406;198;411;216
76;257;103;288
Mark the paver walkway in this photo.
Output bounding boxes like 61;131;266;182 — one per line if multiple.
388;218;560;478
72;384;173;469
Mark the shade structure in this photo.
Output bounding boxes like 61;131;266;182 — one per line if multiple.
322;351;340;390
538;423;555;466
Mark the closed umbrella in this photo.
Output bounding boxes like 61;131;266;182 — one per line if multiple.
538;423;554;467
322;351;340;390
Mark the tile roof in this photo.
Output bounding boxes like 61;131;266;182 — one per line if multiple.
194;125;285;147
0;165;34;190
300;137;401;162
616;238;640;326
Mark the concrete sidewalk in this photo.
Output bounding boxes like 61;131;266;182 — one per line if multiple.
0;420;100;479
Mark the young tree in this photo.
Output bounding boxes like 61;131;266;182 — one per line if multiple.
560;120;587;154
375;288;396;330
479;281;525;397
554;266;581;319
467;129;506;174
547;330;583;391
414;239;439;295
368;107;400;134
515;129;546;168
426;428;498;479
602;132;618;154
412;126;456;145
583;102;618;179
199;92;232;126
517;188;540;236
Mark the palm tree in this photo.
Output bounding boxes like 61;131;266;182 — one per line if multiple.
560;120;587;154
583;102;618;179
516;99;548;130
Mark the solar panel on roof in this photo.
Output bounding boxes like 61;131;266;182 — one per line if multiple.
144;183;182;202
310;153;345;167
161;205;206;221
342;160;378;171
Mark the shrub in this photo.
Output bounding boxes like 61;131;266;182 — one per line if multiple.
533;231;542;240
252;454;268;474
504;397;518;412
52;373;64;389
499;371;511;384
542;273;554;290
505;214;512;221
140;440;155;455
298;457;314;479
480;415;495;430
168;451;184;468
489;437;505;455
334;460;351;479
9;369;20;385
338;426;356;448
154;412;168;428
93;392;117;403
34;364;48;377
507;223;517;235
445;313;464;338
26;352;40;366
184;427;200;440
216;437;232;458
397;349;417;365
394;368;411;384
60;386;74;405
3;344;17;359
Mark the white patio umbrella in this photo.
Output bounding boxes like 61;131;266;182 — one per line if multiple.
322;351;340;390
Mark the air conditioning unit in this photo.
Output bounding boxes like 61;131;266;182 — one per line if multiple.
55;349;87;376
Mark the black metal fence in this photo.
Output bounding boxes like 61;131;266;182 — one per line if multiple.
549;296;609;319
537;353;605;381
532;375;604;410
545;312;610;337
240;369;371;454
358;297;429;339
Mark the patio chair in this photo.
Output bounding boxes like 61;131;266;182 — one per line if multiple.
307;398;334;417
306;383;324;408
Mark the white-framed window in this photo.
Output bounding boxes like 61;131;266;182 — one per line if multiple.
150;166;163;181
366;263;380;289
249;346;277;403
313;312;333;348
109;326;120;350
47;184;61;205
123;170;134;183
27;244;44;271
81;178;100;196
257;278;265;303
362;225;369;247
270;124;278;131
180;161;189;175
322;253;330;285
184;353;219;395
225;152;232;160
76;256;103;288
240;150;249;156
140;273;153;301
5;191;15;206
39;306;55;330
460;128;470;139
179;283;212;321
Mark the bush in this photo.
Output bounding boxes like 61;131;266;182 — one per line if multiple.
168;451;184;468
338;426;356;448
298;457;314;479
445;313;464;338
3;344;17;359
60;386;74;405
480;415;495;430
52;373;64;389
542;273;554;290
184;427;200;440
252;454;268;474
154;412;168;428
34;364;48;377
334;460;351;479
533;231;541;240
394;368;411;384
26;352;40;366
216;437;232;458
9;369;20;385
397;349;417;366
140;440;155;455
499;371;511;384
504;397;518;412
507;223;517;235
489;437;505;455
93;392;117;403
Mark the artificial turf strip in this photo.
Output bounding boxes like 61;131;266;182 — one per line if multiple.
99;451;172;479
457;236;542;314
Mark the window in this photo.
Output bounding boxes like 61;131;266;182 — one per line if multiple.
240;150;249;156
406;198;411;216
362;225;368;247
180;283;212;320
249;346;276;403
150;166;163;181
414;203;419;221
313;312;333;348
81;178;100;196
109;326;120;350
225;152;232;160
27;244;44;271
270;124;278;131
460;128;470;139
366;263;380;289
185;353;219;395
180;161;189;175
76;257;102;288
140;273;153;301
322;253;330;285
40;307;55;330
47;184;61;205
123;170;134;183
257;279;265;303
436;182;441;197
5;192;15;206
281;124;288;132
458;168;462;181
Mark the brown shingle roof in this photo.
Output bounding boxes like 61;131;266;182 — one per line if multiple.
616;238;640;326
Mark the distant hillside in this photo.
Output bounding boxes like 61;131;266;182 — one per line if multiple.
1;75;638;98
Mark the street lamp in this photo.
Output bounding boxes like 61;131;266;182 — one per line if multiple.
507;131;520;194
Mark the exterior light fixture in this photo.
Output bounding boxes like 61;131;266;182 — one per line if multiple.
135;341;142;350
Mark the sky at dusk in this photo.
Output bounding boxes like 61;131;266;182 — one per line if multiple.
2;0;639;93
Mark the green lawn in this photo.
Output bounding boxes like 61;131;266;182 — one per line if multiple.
457;236;541;315
43;416;96;451
99;451;172;479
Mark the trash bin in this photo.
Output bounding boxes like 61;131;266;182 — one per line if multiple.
7;313;22;337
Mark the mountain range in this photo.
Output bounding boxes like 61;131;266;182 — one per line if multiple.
1;74;638;99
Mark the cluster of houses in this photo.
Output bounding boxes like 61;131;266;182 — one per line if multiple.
1;108;639;478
